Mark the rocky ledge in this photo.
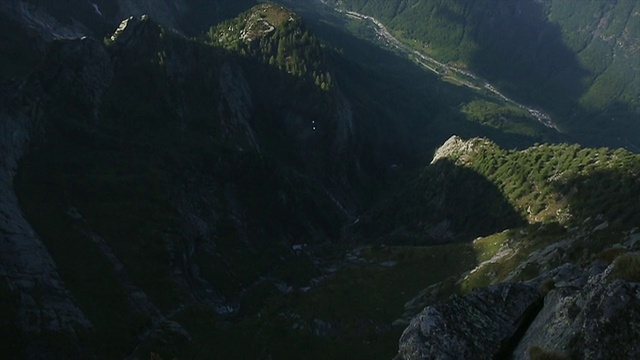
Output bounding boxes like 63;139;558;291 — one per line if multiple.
396;256;640;359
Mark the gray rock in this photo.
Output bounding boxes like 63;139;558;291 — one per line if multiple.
398;259;640;360
513;262;640;359
396;282;541;360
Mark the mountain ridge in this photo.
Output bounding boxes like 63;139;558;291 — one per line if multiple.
1;1;640;359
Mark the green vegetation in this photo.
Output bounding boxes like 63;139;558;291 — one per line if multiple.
207;3;333;90
459;223;567;292
328;0;640;147
611;253;640;282
452;141;640;227
138;242;477;360
356;138;640;245
461;100;541;137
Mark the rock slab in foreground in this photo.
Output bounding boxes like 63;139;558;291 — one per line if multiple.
395;283;541;360
398;260;640;360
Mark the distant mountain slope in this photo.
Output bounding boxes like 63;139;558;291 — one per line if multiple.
355;135;640;244
327;0;640;148
0;0;258;79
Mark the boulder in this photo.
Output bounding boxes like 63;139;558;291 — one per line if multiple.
396;282;541;360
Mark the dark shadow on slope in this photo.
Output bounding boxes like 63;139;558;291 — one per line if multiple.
320;0;592;127
351;159;527;245
554;166;640;229
569;100;640;151
466;1;589;113
12;20;356;357
0;12;47;80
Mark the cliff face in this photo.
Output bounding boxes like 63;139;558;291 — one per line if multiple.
396;283;541;360
0;81;92;344
0;12;361;356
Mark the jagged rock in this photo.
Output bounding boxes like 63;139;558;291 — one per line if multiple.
512;261;640;359
218;62;259;150
399;257;640;360
116;0;182;31
430;135;494;165
395;282;541;360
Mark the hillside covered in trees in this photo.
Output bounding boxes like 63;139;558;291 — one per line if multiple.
327;0;640;147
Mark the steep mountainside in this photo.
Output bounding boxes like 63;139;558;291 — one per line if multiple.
366;137;640;359
2;1;640;359
327;0;640;148
356;135;640;244
2;7;364;357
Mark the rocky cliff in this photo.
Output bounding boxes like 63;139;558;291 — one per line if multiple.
397;253;640;359
1;11;362;357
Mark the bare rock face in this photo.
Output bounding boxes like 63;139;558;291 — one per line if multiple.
0;89;92;339
512;261;640;360
218;62;259;151
430;135;493;165
0;33;115;342
398;259;640;360
395;282;542;360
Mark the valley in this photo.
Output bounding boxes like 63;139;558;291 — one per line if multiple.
328;3;558;130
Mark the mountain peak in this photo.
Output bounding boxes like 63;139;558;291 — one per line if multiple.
214;3;301;44
106;14;165;47
431;135;496;165
206;3;332;90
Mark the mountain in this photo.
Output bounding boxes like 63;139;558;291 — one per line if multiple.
326;0;640;148
1;1;640;359
380;136;640;359
0;0;257;79
355;135;640;244
1;5;366;357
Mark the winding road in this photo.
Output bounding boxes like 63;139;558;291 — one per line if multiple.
324;2;559;130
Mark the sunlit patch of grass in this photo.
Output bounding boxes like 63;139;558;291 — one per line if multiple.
461;223;569;292
472;230;511;263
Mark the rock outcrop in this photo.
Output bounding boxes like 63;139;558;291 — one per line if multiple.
430;135;494;165
395;282;541;360
397;258;640;360
512;260;640;360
